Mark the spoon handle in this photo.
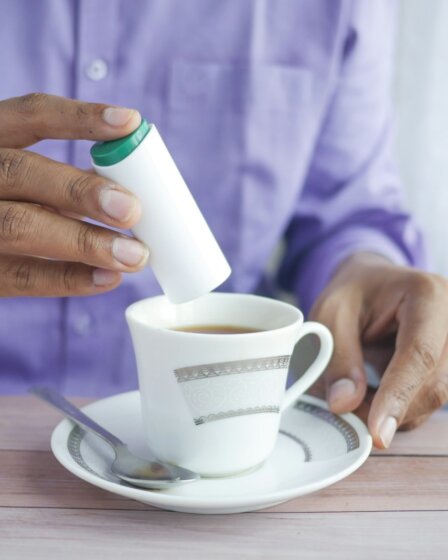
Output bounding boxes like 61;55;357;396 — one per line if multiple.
30;386;124;450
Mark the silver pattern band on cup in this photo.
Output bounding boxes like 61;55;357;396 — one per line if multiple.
174;355;291;426
174;355;291;383
194;405;280;426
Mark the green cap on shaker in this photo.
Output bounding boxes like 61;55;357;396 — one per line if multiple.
90;119;151;167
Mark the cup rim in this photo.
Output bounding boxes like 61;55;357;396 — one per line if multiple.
125;292;303;339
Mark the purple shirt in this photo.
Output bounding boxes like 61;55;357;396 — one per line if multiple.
0;0;425;395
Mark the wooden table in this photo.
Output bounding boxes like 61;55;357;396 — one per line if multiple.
1;396;447;559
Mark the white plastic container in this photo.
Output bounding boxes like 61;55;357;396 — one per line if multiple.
91;120;231;304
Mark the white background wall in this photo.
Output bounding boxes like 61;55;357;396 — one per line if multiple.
394;0;448;276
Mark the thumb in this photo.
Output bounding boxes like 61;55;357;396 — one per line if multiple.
310;292;368;414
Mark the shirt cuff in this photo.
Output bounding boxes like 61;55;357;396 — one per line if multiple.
295;227;415;316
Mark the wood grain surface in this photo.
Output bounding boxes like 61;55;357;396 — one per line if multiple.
1;396;447;558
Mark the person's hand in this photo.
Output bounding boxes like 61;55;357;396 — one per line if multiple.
0;93;148;296
309;252;448;448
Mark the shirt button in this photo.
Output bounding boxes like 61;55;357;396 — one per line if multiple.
85;58;108;81
73;313;92;336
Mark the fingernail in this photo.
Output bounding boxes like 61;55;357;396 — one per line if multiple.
102;107;139;127
328;378;357;408
100;188;139;222
379;416;397;448
93;268;120;286
112;238;149;267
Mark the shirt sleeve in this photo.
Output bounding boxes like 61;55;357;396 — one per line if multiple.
277;0;428;316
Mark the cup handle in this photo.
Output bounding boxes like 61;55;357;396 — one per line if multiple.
280;322;334;413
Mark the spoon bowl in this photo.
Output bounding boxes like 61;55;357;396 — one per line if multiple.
31;386;200;489
111;445;199;489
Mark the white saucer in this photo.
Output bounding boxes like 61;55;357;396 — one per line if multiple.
51;391;372;514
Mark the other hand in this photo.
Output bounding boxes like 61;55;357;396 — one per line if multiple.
310;252;448;448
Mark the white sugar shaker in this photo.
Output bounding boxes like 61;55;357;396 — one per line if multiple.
91;119;231;304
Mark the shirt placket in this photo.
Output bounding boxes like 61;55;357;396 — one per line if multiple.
63;0;120;396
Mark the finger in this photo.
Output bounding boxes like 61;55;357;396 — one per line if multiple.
0;255;121;297
368;276;448;448
0;202;149;271
37;204;85;221
401;371;448;424
0;149;141;229
310;289;368;414
402;337;448;423
0;93;141;148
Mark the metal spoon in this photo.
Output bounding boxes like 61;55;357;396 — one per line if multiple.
30;386;199;489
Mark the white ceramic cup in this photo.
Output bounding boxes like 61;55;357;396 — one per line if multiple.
126;293;333;477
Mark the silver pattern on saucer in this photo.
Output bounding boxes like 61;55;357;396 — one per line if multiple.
66;396;362;483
